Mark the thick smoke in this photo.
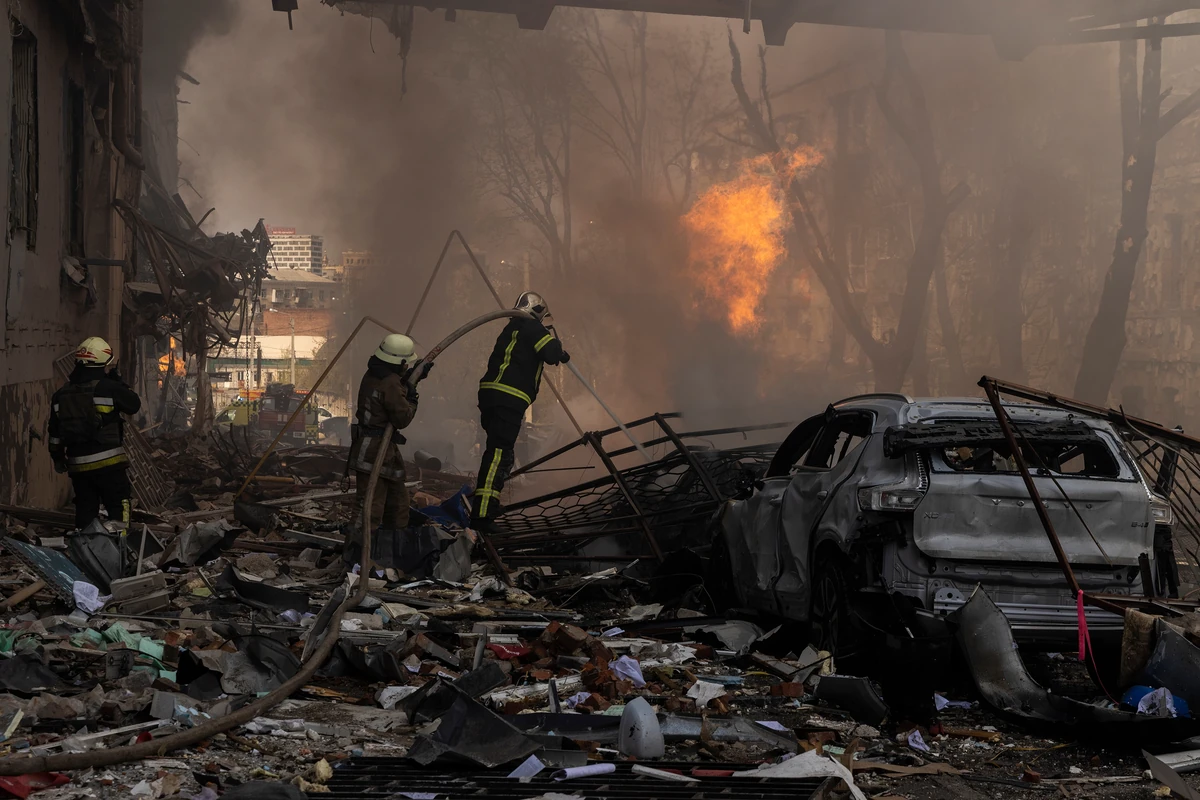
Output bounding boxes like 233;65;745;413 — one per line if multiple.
172;5;1200;465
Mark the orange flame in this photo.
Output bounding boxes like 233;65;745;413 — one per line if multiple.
682;147;822;334
158;336;186;377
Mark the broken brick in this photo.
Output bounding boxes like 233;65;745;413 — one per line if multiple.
545;622;589;654
580;693;611;712
770;682;805;697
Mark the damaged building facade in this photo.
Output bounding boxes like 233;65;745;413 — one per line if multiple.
0;1;143;507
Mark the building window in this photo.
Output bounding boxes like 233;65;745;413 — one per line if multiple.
9;19;38;250
64;79;84;256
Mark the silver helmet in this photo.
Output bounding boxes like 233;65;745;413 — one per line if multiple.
514;291;550;322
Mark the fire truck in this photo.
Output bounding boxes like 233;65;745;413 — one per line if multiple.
214;384;320;444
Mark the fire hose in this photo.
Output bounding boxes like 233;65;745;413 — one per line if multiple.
0;311;536;774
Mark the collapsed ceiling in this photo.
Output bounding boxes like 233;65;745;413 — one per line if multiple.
318;0;1200;51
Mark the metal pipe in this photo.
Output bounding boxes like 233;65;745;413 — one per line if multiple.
585;432;664;562
405;231;458;336
565;361;651;461
980;379;1124;616
235;315;399;498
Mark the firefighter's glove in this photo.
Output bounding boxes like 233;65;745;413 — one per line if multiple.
560;351;571;364
53;460;68;475
414;360;434;383
406;385;419;406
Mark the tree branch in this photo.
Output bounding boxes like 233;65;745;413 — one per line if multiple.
1157;83;1200;137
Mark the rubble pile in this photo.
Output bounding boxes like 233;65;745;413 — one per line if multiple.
0;484;1199;800
7;392;1200;799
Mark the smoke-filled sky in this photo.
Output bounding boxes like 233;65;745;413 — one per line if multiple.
178;4;476;260
169;3;1200;449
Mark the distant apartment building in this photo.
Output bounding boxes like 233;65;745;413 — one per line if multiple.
256;267;340;337
325;249;377;282
266;225;324;273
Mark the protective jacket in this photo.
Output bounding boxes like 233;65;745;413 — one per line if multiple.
49;364;141;473
349;356;417;481
478;318;565;408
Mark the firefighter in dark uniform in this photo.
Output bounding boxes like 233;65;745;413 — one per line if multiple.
49;337;142;529
472;292;569;528
346;334;430;557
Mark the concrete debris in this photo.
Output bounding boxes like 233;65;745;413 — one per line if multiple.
5;386;1200;798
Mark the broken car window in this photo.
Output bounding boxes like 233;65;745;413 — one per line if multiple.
801;411;875;471
938;438;1120;478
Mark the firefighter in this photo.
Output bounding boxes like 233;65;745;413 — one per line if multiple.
472;292;569;528
346;334;430;557
49;337;142;529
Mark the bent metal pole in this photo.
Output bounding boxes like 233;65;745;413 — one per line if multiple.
565;361;652;462
980;377;1124;616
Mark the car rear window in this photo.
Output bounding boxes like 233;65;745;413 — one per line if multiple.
939;439;1120;478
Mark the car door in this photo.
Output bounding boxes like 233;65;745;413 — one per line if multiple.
721;414;824;613
772;411;874;620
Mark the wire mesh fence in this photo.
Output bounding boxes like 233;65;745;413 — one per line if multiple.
488;416;787;562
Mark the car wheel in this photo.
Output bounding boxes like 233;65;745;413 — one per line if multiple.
809;552;854;657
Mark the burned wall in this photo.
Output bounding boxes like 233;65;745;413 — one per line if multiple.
0;1;141;508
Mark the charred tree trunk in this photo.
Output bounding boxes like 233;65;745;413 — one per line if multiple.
1074;21;1200;403
933;244;968;389
870;32;969;392
911;297;932;395
993;180;1035;382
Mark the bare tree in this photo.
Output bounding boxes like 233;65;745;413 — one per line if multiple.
571;11;722;208
475;33;580;275
575;12;651;196
1074;20;1200;403
729;30;968;391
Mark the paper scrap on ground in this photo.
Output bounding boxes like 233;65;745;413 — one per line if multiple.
553;764;616;781
508;755;546;779
907;729;931;752
733;750;867;800
687;679;727;707
611;656;646;688
72;581;111;614
565;692;591;709
933;693;972;711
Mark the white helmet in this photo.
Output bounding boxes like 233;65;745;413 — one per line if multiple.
375;334;417;365
75;337;114;366
515;291;550;322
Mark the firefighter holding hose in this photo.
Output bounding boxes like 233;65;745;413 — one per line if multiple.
471;292;569;530
346;334;432;560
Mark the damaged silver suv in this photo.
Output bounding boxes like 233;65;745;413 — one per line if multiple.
715;394;1177;655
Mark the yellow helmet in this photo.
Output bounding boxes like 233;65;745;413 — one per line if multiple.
75;337;113;366
375;334;416;365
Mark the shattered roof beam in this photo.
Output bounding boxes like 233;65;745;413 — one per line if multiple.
329;0;1200;46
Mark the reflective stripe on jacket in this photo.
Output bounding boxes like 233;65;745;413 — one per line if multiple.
49;365;140;471
478;318;565;408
